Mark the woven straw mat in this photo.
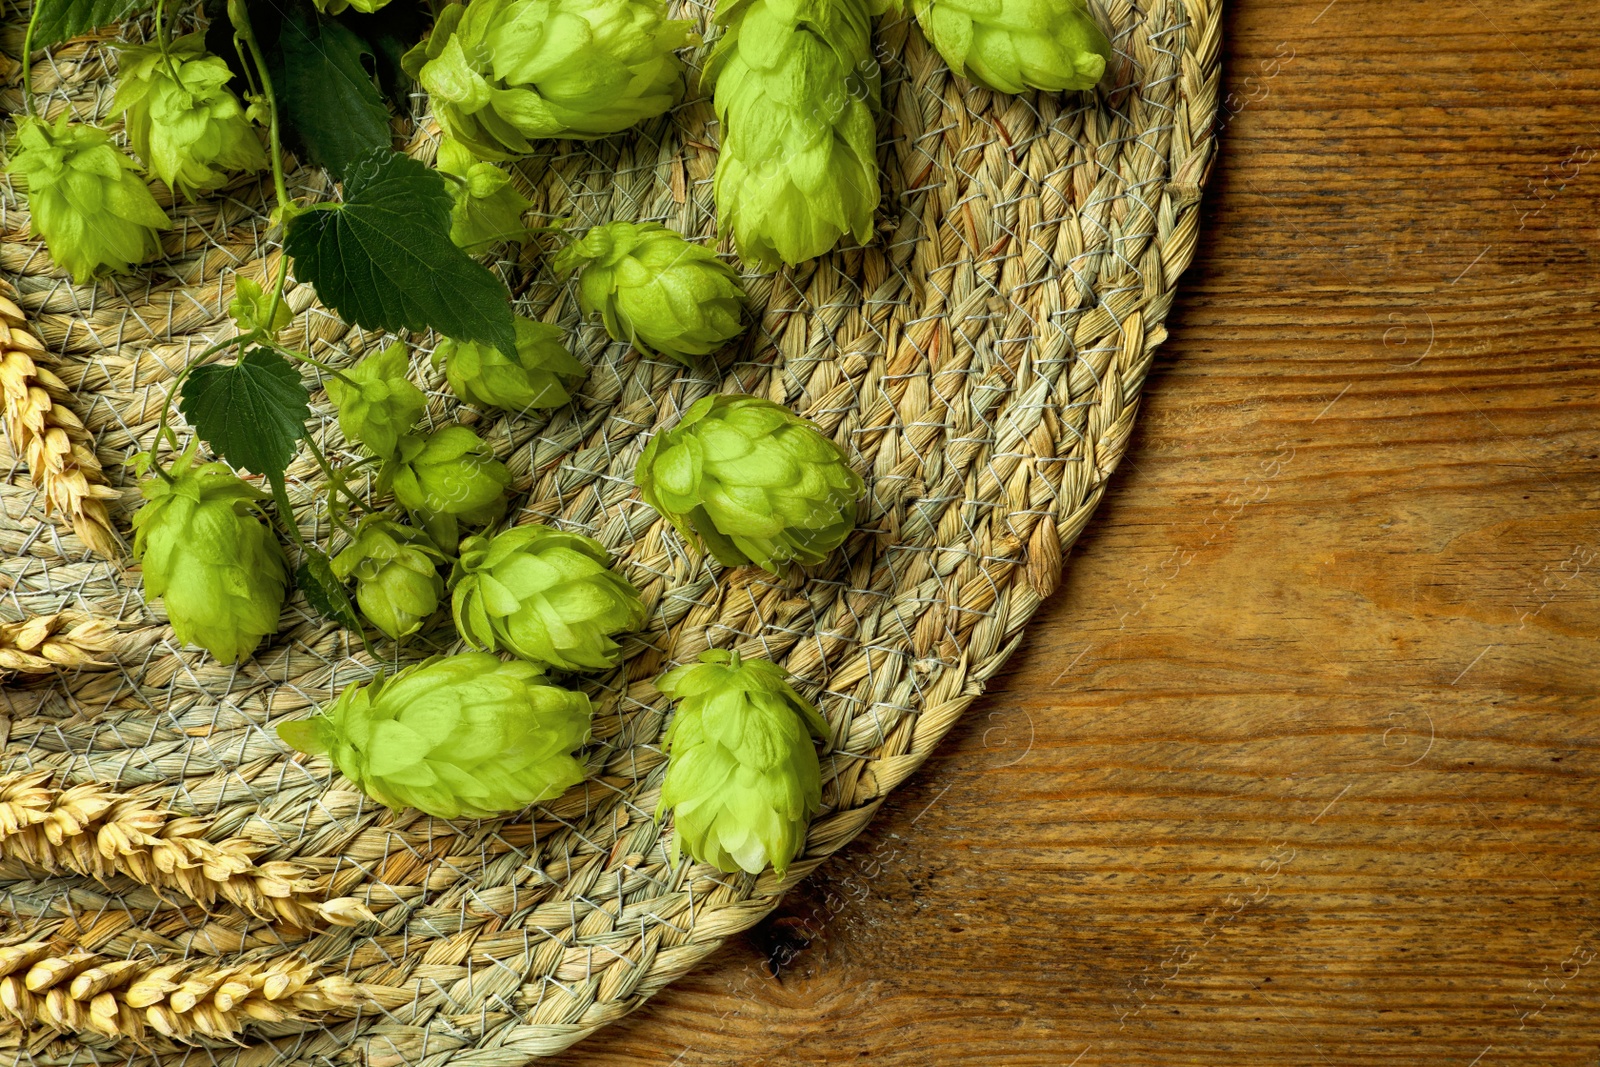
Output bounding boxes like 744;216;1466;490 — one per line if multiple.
0;0;1221;1061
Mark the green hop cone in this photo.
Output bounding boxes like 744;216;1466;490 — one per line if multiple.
131;448;287;663
228;276;293;337
635;395;864;572
656;649;827;875
417;0;696;159
432;316;584;412
278;653;592;819
314;0;393;12
552;221;746;365
5;115;170;284
437;137;533;252
325;341;427;458
381;426;511;547
704;0;885;270
113;34;267;200
332;517;448;640
913;0;1110;94
452;524;646;671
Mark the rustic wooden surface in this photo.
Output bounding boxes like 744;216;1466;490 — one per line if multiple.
552;1;1600;1064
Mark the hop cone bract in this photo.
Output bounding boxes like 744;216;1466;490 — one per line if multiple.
132;449;287;663
332;517;448;640
553;221;745;364
913;0;1110;94
635;395;864;572
418;0;695;160
278;653;592;819
113;34;266;200
704;0;885;270
433;316;584;412
325;341;427;458
5;115;170;284
657;649;827;875
452;524;646;671
437;137;532;252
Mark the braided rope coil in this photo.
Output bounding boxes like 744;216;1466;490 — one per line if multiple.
0;0;1222;1061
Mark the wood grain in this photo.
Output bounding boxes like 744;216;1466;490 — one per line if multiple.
552;1;1600;1063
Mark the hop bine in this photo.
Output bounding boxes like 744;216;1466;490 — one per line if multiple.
912;0;1111;94
331;517;448;640
131;448;287;664
553;221;746;365
703;0;889;270
657;649;828;875
433;315;585;412
325;341;427;459
4;115;170;284
452;524;647;671
635;394;864;572
415;0;696;159
113;33;267;200
436;137;534;252
278;654;593;819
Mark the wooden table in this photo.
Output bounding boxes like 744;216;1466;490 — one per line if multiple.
559;2;1600;1062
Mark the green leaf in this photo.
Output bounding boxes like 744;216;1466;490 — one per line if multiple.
30;0;152;48
296;550;362;631
178;348;311;480
277;9;393;181
285;149;517;356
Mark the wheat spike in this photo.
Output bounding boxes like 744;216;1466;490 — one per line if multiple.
0;942;408;1044
0;613;121;675
0;285;121;558
0;771;373;930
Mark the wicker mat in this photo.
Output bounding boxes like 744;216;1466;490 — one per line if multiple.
0;0;1221;1061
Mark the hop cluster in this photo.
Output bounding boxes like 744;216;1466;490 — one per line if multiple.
332;517;448;640
437;137;533;252
325;341;428;459
913;0;1110;94
553;221;746;365
657;649;827;875
131;449;287;664
704;0;886;269
433;316;584;412
113;33;267;200
452;524;647;671
417;0;695;159
5;115;170;284
279;654;593;819
636;394;864;572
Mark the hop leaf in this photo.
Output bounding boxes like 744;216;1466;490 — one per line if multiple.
178;348;311;481
703;0;884;269
553;221;746;364
451;524;646;671
437;137;532;253
656;649;828;875
381;426;510;547
5;115;170;284
113;33;266;200
132;448;288;663
332;517;447;639
913;0;1110;94
283;148;517;358
635;395;864;572
432;316;584;413
418;0;696;159
278;653;592;819
325;341;427;458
